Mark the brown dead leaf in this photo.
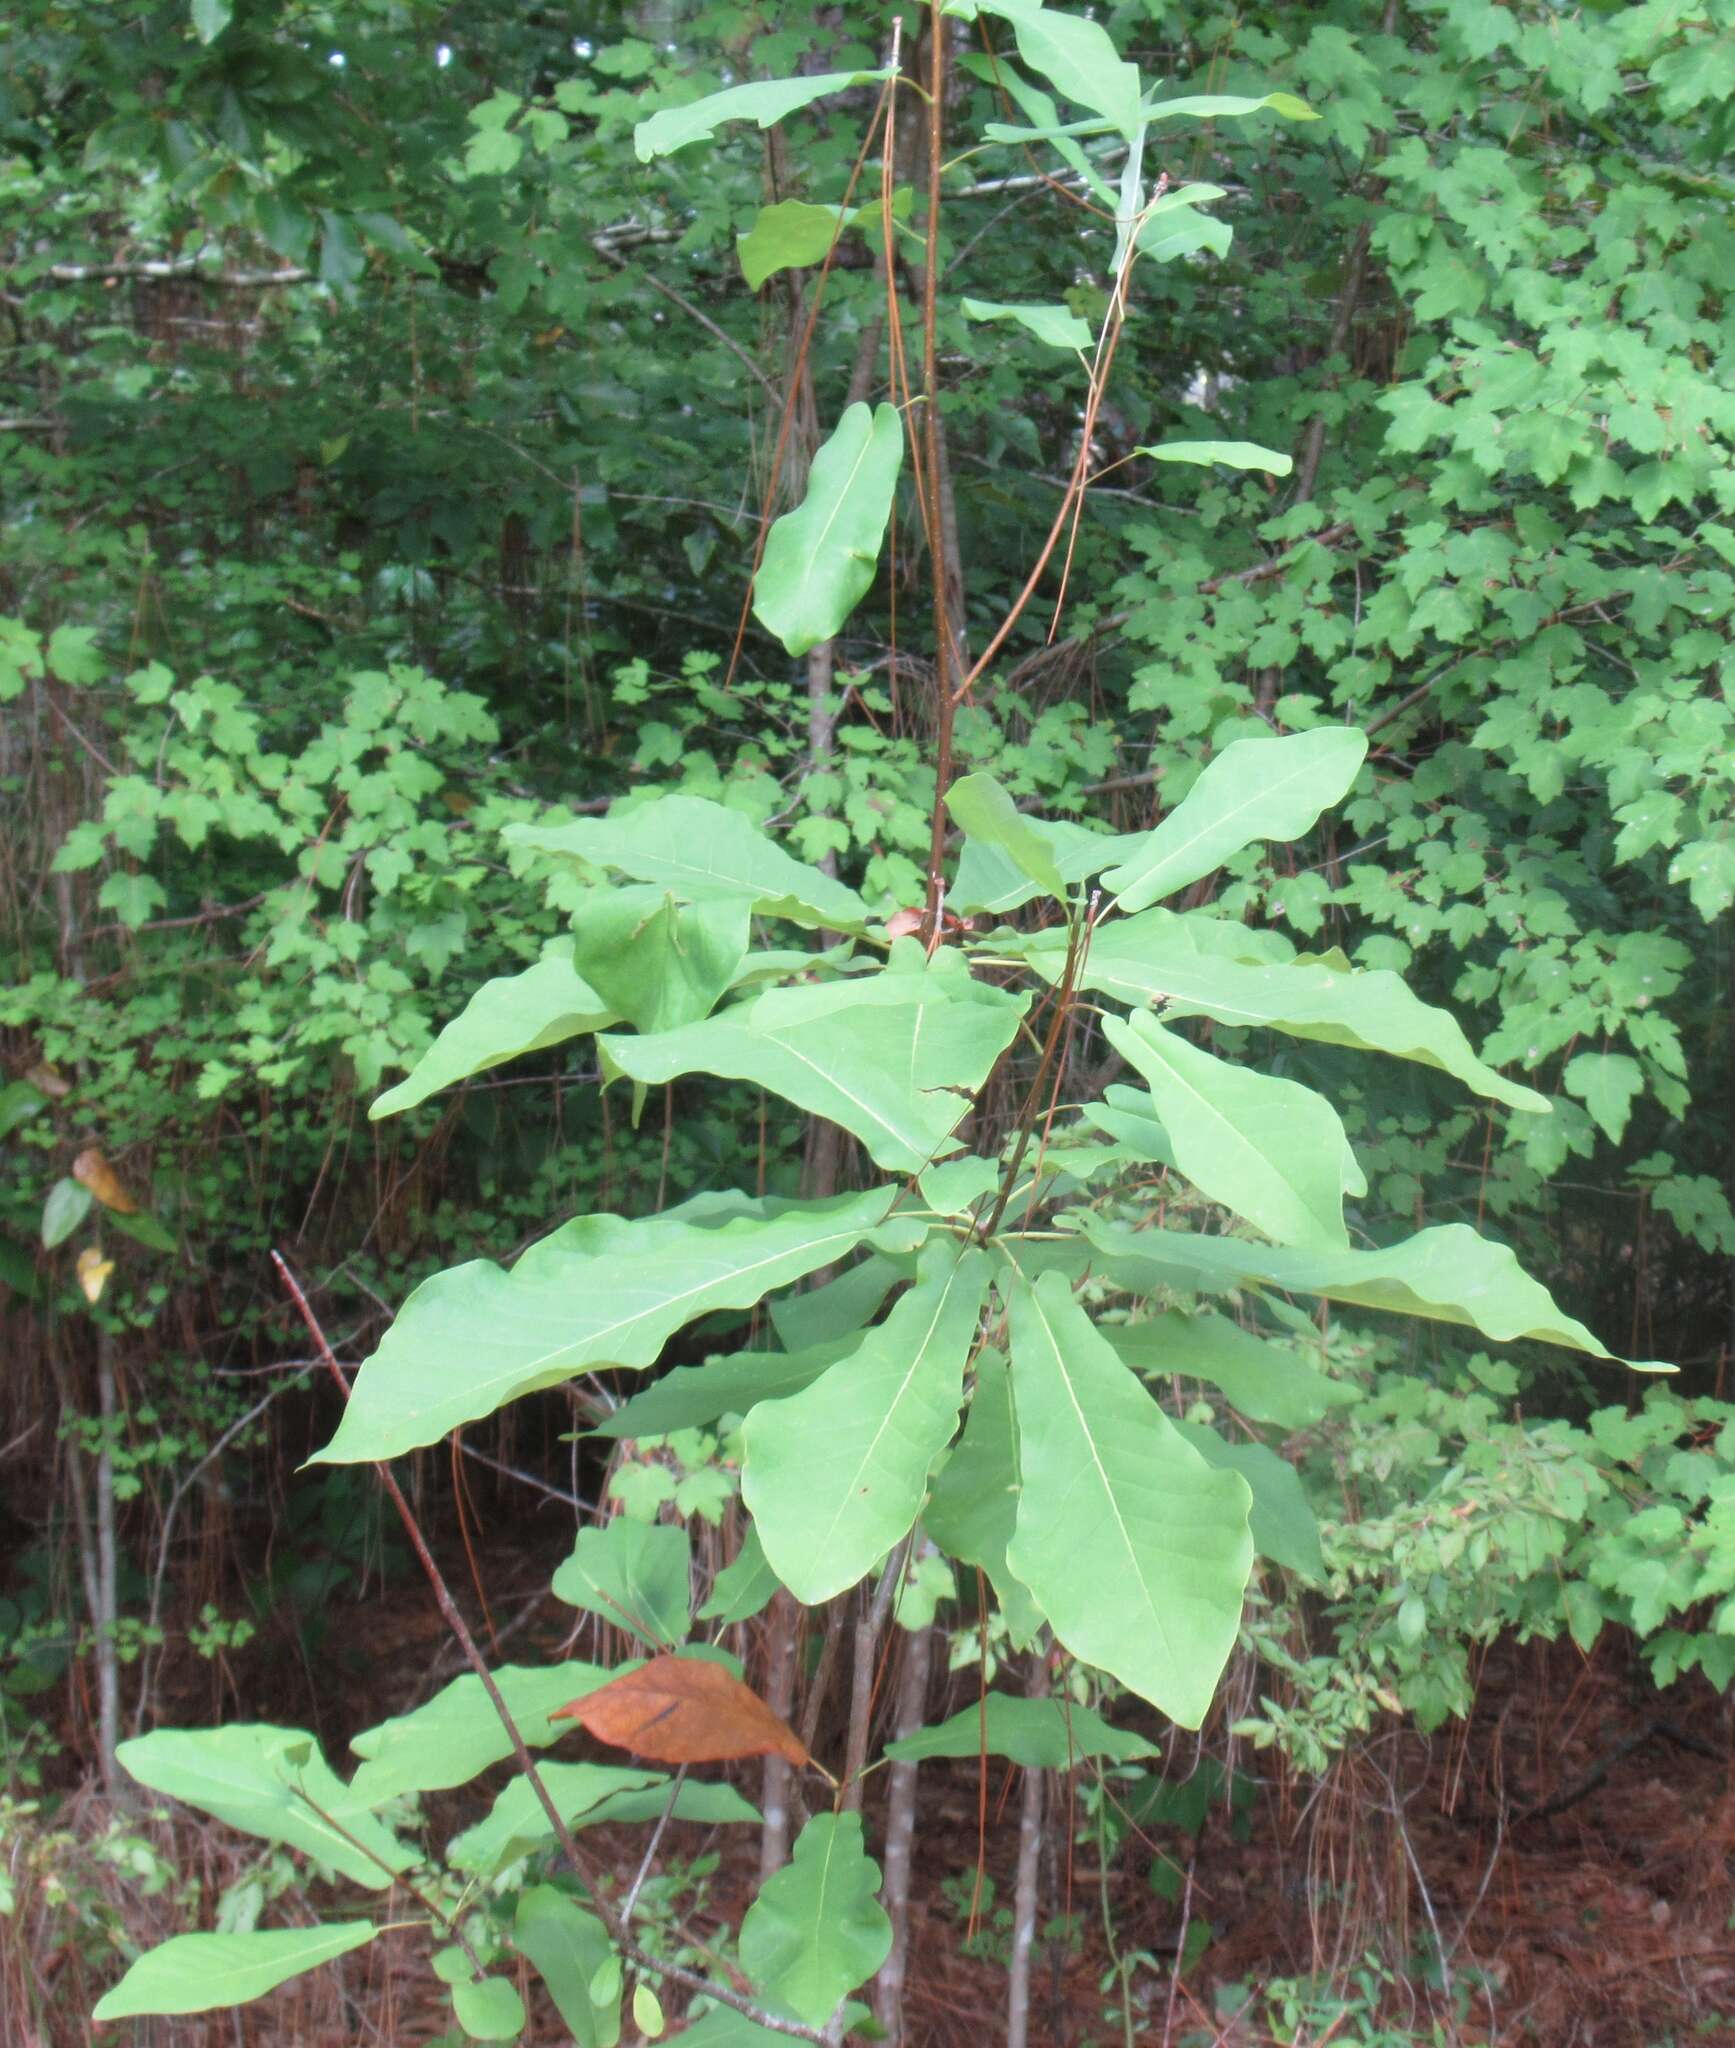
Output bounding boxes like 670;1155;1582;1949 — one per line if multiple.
25;1062;71;1100
553;1654;811;1770
75;1247;114;1304
72;1148;138;1214
883;907;925;939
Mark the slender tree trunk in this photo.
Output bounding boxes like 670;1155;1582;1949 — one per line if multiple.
758;1587;800;1880
871;1614;933;2042
1007;1652;1051;2048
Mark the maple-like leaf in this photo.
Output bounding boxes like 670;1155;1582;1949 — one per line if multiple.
552;1655;811;1770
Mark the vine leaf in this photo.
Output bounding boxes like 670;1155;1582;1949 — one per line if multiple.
753;402;904;657
554;1654;811;1769
94;1924;378;2020
1004;1270;1254;1727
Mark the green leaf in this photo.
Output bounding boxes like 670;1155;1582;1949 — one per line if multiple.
1102;729;1368;914
1103;1012;1359;1250
600;949;1026;1174
505;794;869;933
514;1889;620;2048
1076;1216;1672;1371
446;1763;664;1874
960;298;1094;350
743;1242;990;1601
969;0;1142;139
109;1209;177;1253
919;1154;1001;1218
189;0;233;44
738;201;847;290
551;1520;690;1649
738;1813;892;2028
633;1981;665;2038
0;1079;47;1141
453;1976;526;2041
1172;1422;1322;1578
1563;1051;1645;1143
115;1727;416;1887
884;1693;1158;1768
753;403;904;657
314;1189;896;1463
348;1662;609;1804
1032;911;1548;1113
946;772;1068;897
950;813;1141;919
1105;1313;1350;1431
635;70;896;162
94;1924;376;2019
697;1523;782;1624
924;1350;1044;1643
41;1176;93;1250
1143;90;1319;122
1003;1270;1253;1727
570;887;750;1034
372;942;618;1118
769;1252;908;1351
1136;440;1292;476
590;1338;855;1439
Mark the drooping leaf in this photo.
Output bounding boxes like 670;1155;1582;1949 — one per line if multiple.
315;1189;896;1463
94;1924;376;2020
505;793;869;933
697;1523;782;1624
451;1975;526;2041
923;1350;1044;1643
569;887;750;1034
1105;1313;1351;1431
372;942;618;1118
965;0;1142;138
957;49;1115;203
752;403;904;657
1078;1083;1174;1166
884;1693;1158;1768
1033;912;1549;1113
960;298;1094;350
76;1246;114;1304
1101;729;1368;914
1076;1215;1673;1371
743;1242;990;1601
945;772;1068;896
1172;1421;1322;1578
1103;1011;1360;1249
348;1662;609;1804
1003;1270;1254;1727
634;70;897;163
1144;90;1319;122
1136;440;1292;475
551;1521;690;1650
513;1889;620;2048
737;1813;892;2028
601;950;1026;1173
554;1653;811;1769
115;1726;416;1887
590;1337;857;1440
71;1146;139;1213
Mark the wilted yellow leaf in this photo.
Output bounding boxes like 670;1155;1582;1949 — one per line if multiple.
75;1247;114;1304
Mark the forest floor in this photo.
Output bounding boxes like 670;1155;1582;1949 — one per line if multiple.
9;1524;1734;2048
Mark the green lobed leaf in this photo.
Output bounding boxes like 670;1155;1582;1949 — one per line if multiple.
884;1693;1158;1768
314;1188;896;1463
551;1519;690;1649
960;298;1094;350
372;941;618;1118
116;1726;415;1887
743;1242;990;1602
514;1889;620;2048
1105;1312;1351;1431
601;948;1026;1174
94;1923;376;2019
1003;1270;1254;1727
634;70;896;162
505;793;869;933
1102;728;1368;914
1076;1215;1673;1371
348;1662;609;1804
737;1813;892;2028
1172;1421;1323;1578
1103;1011;1360;1250
1136;440;1293;475
922;1350;1044;1644
1564;1051;1644;1142
752;403;904;657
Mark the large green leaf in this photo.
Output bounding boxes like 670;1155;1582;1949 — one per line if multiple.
951;811;1139;918
884;1693;1158;1768
1105;1313;1351;1431
1136;440;1292;475
568;886;751;1034
753;403;903;657
1076;1215;1672;1370
116;1727;415;1887
600;949;1026;1174
513;1889;619;2048
348;1662;609;1804
743;1242;990;1602
737;1813;892;2029
551;1519;690;1650
589;1337;856;1439
960;298;1094;350
769;1251;910;1351
924;1350;1044;1643
505;793;869;933
94;1924;377;2020
314;1189;895;1463
1031;911;1548;1112
1101;729;1368;914
1103;1011;1360;1250
635;70;896;162
445;1763;663;1874
945;771;1068;896
964;0;1142;139
1172;1421;1322;1578
1003;1270;1253;1727
371;942;617;1118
